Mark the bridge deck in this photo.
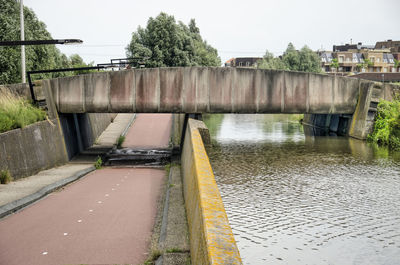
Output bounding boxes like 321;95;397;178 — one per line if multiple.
44;67;360;114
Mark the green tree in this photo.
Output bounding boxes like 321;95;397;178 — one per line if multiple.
282;43;300;71
258;50;287;70
330;58;339;72
126;12;221;67
259;43;320;73
357;58;372;72
394;59;399;71
0;0;90;84
297;46;321;72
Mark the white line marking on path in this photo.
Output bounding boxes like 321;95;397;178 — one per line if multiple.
42;252;48;255
89;209;93;212
63;233;68;236
77;220;82;223
98;201;102;204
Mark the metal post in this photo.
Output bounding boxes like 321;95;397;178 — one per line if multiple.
20;0;26;83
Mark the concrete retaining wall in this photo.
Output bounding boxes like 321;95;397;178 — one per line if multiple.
181;118;242;265
0;119;69;180
0;81;116;177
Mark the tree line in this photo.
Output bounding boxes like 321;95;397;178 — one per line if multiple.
258;43;321;73
0;0;91;85
1;1;321;86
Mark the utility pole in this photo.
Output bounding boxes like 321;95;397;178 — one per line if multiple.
20;0;26;83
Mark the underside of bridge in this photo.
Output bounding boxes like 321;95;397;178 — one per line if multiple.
43;67;361;114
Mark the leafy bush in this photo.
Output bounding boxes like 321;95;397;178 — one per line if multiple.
0;170;13;184
368;99;400;150
0;90;46;133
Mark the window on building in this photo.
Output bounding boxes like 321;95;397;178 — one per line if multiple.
339;56;344;63
383;67;387;72
370;57;375;63
376;58;380;63
246;61;250;67
239;62;243;67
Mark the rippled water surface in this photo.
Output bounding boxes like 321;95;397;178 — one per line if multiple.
204;114;400;265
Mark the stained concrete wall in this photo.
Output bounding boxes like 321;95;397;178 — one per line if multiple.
0;120;69;180
181;118;242;265
0;81;116;177
50;67;360;114
349;81;380;139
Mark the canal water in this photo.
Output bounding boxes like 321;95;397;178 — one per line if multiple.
203;114;400;265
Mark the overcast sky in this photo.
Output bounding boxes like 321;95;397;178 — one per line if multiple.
24;0;400;65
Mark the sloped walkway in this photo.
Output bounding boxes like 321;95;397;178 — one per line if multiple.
0;113;173;265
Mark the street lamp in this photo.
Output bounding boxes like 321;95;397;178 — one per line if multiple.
10;0;83;83
0;39;83;46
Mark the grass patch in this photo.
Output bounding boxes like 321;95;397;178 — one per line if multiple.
165;247;184;253
368;99;400;150
116;135;125;149
94;156;103;169
0;90;46;133
0;170;13;184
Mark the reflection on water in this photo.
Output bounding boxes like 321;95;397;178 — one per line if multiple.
204;114;400;265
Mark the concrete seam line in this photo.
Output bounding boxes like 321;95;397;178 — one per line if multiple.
0;166;95;219
121;114;137;137
159;167;173;245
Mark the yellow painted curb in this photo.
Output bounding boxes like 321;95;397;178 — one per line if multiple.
181;119;242;265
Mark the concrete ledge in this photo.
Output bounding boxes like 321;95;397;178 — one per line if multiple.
181;119;242;265
0;166;95;219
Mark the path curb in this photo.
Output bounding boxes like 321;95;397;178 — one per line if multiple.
0;166;95;219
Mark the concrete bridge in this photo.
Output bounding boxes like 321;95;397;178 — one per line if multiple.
44;67;360;114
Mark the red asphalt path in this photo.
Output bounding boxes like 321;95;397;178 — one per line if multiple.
122;114;172;149
0;168;165;265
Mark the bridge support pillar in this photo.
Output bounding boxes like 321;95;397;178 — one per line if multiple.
349;82;381;140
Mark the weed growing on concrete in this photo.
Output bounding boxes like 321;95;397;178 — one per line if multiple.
116;135;125;149
94;156;103;169
0;90;46;133
368;99;400;150
0;170;13;184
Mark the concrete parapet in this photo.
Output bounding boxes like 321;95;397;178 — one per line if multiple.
181;119;242;265
51;67;360;114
